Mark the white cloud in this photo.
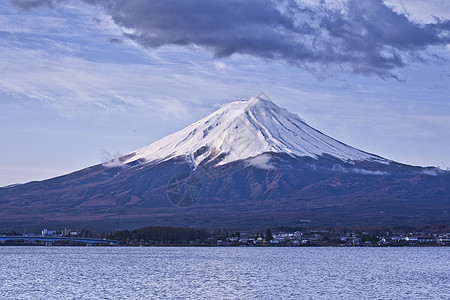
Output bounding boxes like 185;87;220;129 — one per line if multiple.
0;43;202;120
385;0;450;23
351;168;389;176
101;150;122;167
246;154;275;170
420;168;449;176
214;61;227;70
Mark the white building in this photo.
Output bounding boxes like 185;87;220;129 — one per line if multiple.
41;229;57;236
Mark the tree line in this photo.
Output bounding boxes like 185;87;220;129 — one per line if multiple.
107;226;210;245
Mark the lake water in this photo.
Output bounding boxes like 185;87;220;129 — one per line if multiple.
0;247;448;299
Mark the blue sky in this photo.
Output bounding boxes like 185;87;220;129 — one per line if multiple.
0;0;449;186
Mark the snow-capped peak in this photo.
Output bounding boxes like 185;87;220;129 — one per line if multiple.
123;96;387;166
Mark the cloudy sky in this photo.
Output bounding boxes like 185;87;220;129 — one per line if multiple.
1;0;449;186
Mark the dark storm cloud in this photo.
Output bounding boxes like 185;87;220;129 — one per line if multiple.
11;0;450;78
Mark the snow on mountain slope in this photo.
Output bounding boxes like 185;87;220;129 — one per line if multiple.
123;96;388;167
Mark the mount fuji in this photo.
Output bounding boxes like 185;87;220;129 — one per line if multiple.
124;96;387;167
1;96;449;231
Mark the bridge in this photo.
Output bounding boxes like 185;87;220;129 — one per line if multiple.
0;236;119;246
